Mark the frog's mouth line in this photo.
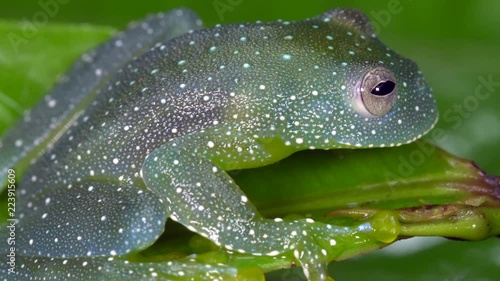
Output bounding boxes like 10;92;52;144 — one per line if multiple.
330;111;439;149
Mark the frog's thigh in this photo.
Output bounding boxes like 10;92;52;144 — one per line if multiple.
13;181;166;258
141;131;333;281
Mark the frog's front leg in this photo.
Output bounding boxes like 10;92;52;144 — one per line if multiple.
142;128;338;281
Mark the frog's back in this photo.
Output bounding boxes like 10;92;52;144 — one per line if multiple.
24;10;437;193
0;8;204;189
19;16;365;188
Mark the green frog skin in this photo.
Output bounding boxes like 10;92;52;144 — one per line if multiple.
0;8;437;281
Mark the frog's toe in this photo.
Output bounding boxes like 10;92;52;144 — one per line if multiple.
15;181;166;258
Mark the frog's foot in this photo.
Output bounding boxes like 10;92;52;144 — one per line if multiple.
326;208;401;244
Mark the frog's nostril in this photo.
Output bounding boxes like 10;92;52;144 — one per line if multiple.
417;77;426;90
371;81;395;96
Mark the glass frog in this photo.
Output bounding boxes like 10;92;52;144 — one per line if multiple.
0;7;437;281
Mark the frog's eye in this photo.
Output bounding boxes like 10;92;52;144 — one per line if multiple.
354;67;398;118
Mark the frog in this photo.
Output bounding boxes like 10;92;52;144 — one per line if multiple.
0;7;437;281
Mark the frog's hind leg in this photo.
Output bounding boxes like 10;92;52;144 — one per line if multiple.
4;181;166;260
0;181;262;280
1;255;251;281
0;8;203;189
141;131;337;281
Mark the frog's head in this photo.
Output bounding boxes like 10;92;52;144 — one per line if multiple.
279;8;438;149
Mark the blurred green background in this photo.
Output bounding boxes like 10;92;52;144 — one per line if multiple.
1;0;499;280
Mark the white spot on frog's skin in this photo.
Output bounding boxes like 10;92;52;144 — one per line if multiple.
259;85;266;90
207;141;215;148
113;158;119;164
243;63;250;68
47;99;57;108
14;139;22;147
267;250;280;256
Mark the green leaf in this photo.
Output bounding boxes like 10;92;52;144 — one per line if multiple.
0;21;114;135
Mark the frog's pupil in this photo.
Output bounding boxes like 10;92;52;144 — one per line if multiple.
371;81;395;96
